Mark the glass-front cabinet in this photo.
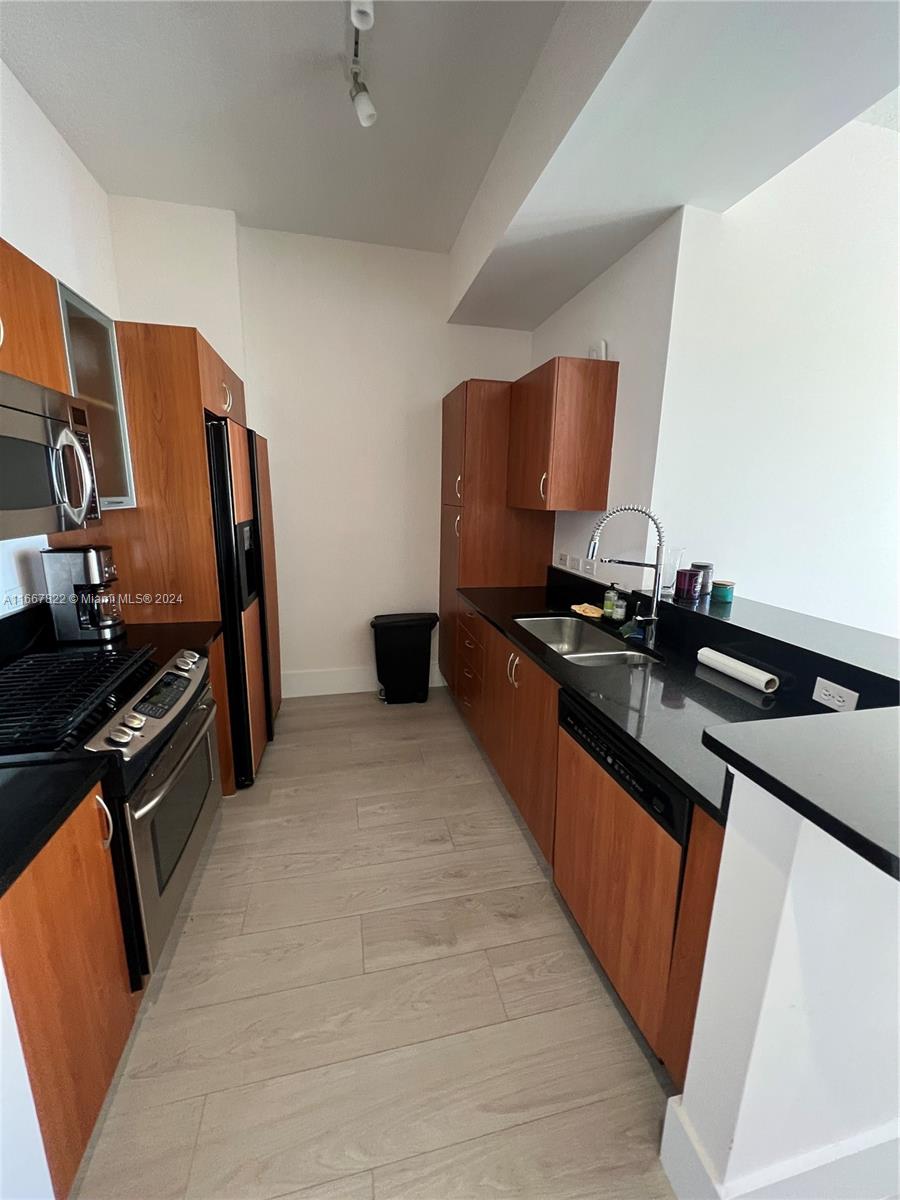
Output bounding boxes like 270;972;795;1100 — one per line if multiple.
58;284;136;509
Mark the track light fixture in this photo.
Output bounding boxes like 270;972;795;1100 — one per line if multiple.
350;69;377;127
348;8;376;127
350;0;374;31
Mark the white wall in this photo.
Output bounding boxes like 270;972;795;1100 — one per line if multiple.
238;228;531;696
109;196;245;372
0;62;118;315
654;120;899;635
531;211;683;591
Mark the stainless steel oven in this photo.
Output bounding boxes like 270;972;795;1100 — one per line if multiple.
123;684;222;970
0;370;94;538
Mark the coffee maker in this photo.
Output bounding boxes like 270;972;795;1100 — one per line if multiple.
40;546;125;643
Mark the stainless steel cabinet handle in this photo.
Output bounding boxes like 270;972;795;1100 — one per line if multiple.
539;472;548;501
454;513;460;538
455;474;462;499
96;793;114;849
506;651;515;683
132;707;217;821
222;382;233;413
511;655;520;688
0;316;5;350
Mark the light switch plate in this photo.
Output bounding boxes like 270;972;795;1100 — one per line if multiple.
557;552;568;567
582;560;596;576
568;556;582;573
812;677;859;712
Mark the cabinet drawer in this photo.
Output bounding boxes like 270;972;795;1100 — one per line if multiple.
458;627;484;678
457;660;483;732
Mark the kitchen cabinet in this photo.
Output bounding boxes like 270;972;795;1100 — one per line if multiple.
474;620;558;862
252;432;282;719
242;596;269;772
554;728;681;1054
198;331;247;425
658;806;725;1087
455;612;487;740
0;785;135;1199
507;357;618;511
208;632;236;796
438;379;554;693
0;238;70;392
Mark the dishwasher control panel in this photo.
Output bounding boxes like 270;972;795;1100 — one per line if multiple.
559;690;689;845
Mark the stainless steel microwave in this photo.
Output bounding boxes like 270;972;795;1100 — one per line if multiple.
0;370;96;539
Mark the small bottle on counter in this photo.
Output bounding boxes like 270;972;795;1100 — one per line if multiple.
603;586;619;618
691;562;714;596
612;597;627;622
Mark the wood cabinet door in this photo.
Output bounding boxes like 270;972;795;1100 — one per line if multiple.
481;623;516;792
227;420;254;525
207;632;235;796
242;597;269;772
508;652;559;862
441;382;466;506
546;358;618;511
0;787;135;1199
554;730;681;1054
253;433;282;718
438;505;461;691
197;332;247;425
0;239;70;392
507;359;556;510
658;807;725;1088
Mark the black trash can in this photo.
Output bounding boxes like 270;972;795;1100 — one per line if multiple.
370;612;439;704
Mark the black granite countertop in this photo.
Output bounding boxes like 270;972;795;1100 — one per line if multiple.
703;709;899;879
0;618;223;898
0;756;107;896
459;586;808;824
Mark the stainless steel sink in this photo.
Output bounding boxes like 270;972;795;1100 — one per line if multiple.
514;616;653;666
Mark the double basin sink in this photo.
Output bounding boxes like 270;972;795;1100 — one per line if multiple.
514;616;654;668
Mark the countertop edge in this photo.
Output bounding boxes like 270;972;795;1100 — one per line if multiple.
702;726;899;880
0;756;109;898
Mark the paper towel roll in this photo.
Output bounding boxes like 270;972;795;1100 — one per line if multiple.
697;647;780;693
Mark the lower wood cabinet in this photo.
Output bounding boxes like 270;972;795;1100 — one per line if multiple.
0;786;136;1198
657;805;725;1087
554;729;681;1055
207;632;235;796
468;618;558;863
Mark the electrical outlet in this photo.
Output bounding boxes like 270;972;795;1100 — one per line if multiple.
568;556;582;573
557;552;568;568
582;559;596;576
812;677;859;712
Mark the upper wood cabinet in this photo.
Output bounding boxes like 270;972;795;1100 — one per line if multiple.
658;806;725;1088
0;238;70;392
197;331;247;425
554;729;681;1054
441;381;466;505
0;785;135;1199
507;357;618;511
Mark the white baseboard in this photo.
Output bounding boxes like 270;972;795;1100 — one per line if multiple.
282;660;447;699
661;1097;899;1200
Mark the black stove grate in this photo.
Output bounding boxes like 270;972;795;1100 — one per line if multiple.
0;645;152;751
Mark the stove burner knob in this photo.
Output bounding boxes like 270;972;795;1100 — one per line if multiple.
181;650;200;663
175;656;195;671
107;727;134;746
123;713;146;730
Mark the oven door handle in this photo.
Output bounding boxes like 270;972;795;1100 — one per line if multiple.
131;705;217;822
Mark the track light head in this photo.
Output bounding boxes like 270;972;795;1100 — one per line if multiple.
350;72;377;127
350;0;374;31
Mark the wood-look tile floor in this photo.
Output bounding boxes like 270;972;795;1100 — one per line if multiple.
75;690;674;1200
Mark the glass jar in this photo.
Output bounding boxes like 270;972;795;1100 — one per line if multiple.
603;587;618;617
612;598;627;621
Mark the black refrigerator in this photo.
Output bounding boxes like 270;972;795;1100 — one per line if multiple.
206;415;278;787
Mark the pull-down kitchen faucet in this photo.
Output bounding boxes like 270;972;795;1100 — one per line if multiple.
586;504;666;648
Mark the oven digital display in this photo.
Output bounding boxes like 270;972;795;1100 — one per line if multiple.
134;672;190;719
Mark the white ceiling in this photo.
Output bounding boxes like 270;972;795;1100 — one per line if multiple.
0;0;561;250
451;0;900;329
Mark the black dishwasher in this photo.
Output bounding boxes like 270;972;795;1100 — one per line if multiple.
559;690;691;846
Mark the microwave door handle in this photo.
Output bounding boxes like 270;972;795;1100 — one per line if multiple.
53;427;93;526
131;706;217;821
